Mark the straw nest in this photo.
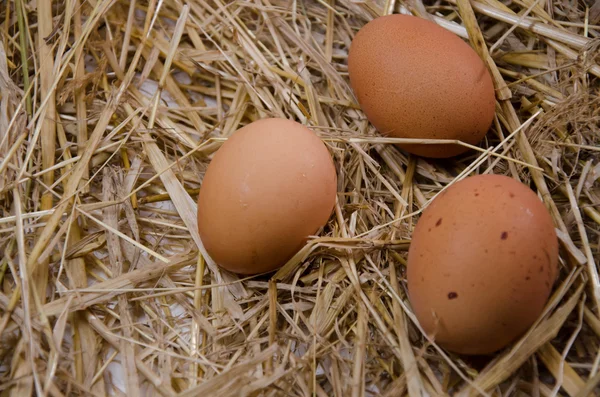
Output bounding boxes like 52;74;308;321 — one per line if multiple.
0;0;599;395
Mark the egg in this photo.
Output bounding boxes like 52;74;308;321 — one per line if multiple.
407;175;558;355
197;118;337;275
348;15;496;158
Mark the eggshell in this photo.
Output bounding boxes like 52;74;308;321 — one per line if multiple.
407;175;558;355
197;118;337;275
348;15;496;158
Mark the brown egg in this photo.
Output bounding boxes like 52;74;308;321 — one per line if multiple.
407;175;558;355
197;118;337;275
348;15;496;158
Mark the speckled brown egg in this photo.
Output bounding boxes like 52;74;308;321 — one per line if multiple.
407;174;558;355
197;118;337;275
348;14;496;158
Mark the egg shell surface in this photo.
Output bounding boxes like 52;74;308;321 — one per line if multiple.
407;174;558;354
197;118;337;275
348;14;496;158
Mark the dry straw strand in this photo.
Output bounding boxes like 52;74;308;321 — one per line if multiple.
0;0;599;396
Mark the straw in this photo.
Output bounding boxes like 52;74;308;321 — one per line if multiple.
0;0;598;395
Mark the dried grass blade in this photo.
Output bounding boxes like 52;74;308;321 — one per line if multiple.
537;343;585;396
177;344;278;397
389;264;426;397
85;312;178;397
41;253;196;317
456;0;511;100
564;182;600;311
449;0;592;50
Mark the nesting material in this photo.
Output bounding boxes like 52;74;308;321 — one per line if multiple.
0;0;599;396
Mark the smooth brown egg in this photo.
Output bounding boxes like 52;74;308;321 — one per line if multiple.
197;118;337;275
407;175;558;355
348;14;496;158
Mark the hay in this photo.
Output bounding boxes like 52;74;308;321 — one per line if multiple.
0;0;599;395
